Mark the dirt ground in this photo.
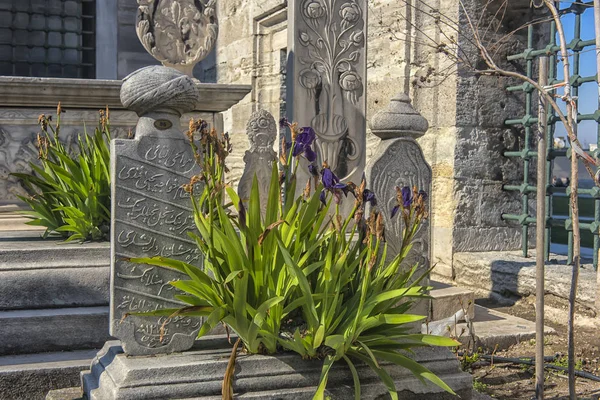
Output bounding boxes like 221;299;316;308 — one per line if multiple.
462;294;600;399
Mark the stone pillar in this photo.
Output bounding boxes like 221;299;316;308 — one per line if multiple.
287;0;367;195
365;93;431;281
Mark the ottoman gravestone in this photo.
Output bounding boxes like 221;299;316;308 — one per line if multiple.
287;0;367;198
110;66;204;356
237;109;278;212
365;93;432;319
109;0;221;356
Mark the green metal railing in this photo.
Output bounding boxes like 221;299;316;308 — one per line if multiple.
501;1;600;269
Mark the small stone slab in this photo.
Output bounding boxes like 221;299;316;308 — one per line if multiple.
430;286;476;321
82;336;473;400
455;305;555;351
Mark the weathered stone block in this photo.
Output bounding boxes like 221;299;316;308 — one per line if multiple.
429;286;475;321
82;337;473;400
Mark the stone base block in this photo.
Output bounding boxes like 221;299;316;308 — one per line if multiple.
0;307;111;355
82;336;473;400
430;286;475;321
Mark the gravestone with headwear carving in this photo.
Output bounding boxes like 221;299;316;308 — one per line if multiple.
110;65;204;356
108;0;221;356
238;109;278;212
365;93;431;317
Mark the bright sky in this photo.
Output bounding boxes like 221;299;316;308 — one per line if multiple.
549;3;598;181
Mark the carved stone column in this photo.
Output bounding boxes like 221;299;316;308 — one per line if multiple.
287;0;367;198
365;94;431;316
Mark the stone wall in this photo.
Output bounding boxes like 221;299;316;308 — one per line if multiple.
213;0;537;276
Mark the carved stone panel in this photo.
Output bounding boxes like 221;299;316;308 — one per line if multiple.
366;138;431;274
238;110;277;211
288;0;367;188
110;134;202;356
136;0;218;77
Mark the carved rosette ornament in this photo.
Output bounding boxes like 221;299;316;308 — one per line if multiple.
290;0;367;186
136;0;218;77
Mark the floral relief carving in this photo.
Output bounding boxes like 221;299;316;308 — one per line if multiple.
297;0;365;175
136;0;218;77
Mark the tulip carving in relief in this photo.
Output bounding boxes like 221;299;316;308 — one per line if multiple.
136;0;218;77
297;0;364;175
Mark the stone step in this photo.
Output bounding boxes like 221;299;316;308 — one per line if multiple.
432;305;556;351
0;307;112;356
0;240;109;309
0;349;96;400
429;284;476;321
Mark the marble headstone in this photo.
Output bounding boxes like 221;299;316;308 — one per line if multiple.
288;0;367;190
238;109;278;211
110;66;203;356
136;0;218;77
365;94;431;275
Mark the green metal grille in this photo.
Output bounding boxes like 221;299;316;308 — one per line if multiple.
502;1;600;269
0;0;96;78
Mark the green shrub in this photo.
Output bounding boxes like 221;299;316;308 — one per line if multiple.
12;105;111;242
129;120;458;399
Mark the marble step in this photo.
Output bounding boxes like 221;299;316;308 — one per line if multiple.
0;307;112;356
0;348;96;400
429;282;475;321
0;240;110;309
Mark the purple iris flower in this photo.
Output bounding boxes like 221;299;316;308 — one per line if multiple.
321;167;339;189
391;205;400;219
293;127;317;162
308;163;319;177
319;190;327;205
401;186;412;208
320;167;349;205
363;189;377;206
418;190;428;202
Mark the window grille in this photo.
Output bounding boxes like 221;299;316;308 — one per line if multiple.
502;1;600;269
0;0;96;78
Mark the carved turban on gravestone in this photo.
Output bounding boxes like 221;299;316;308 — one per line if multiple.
120;66;200;116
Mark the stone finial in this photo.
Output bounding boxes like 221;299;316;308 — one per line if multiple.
120;66;200;117
370;93;429;139
136;0;218;78
238;110;277;212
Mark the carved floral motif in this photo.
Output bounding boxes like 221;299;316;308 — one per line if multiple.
136;0;218;77
297;0;365;174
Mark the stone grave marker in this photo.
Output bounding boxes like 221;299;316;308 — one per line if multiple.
237;109;278;211
287;0;367;193
110;66;203;356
